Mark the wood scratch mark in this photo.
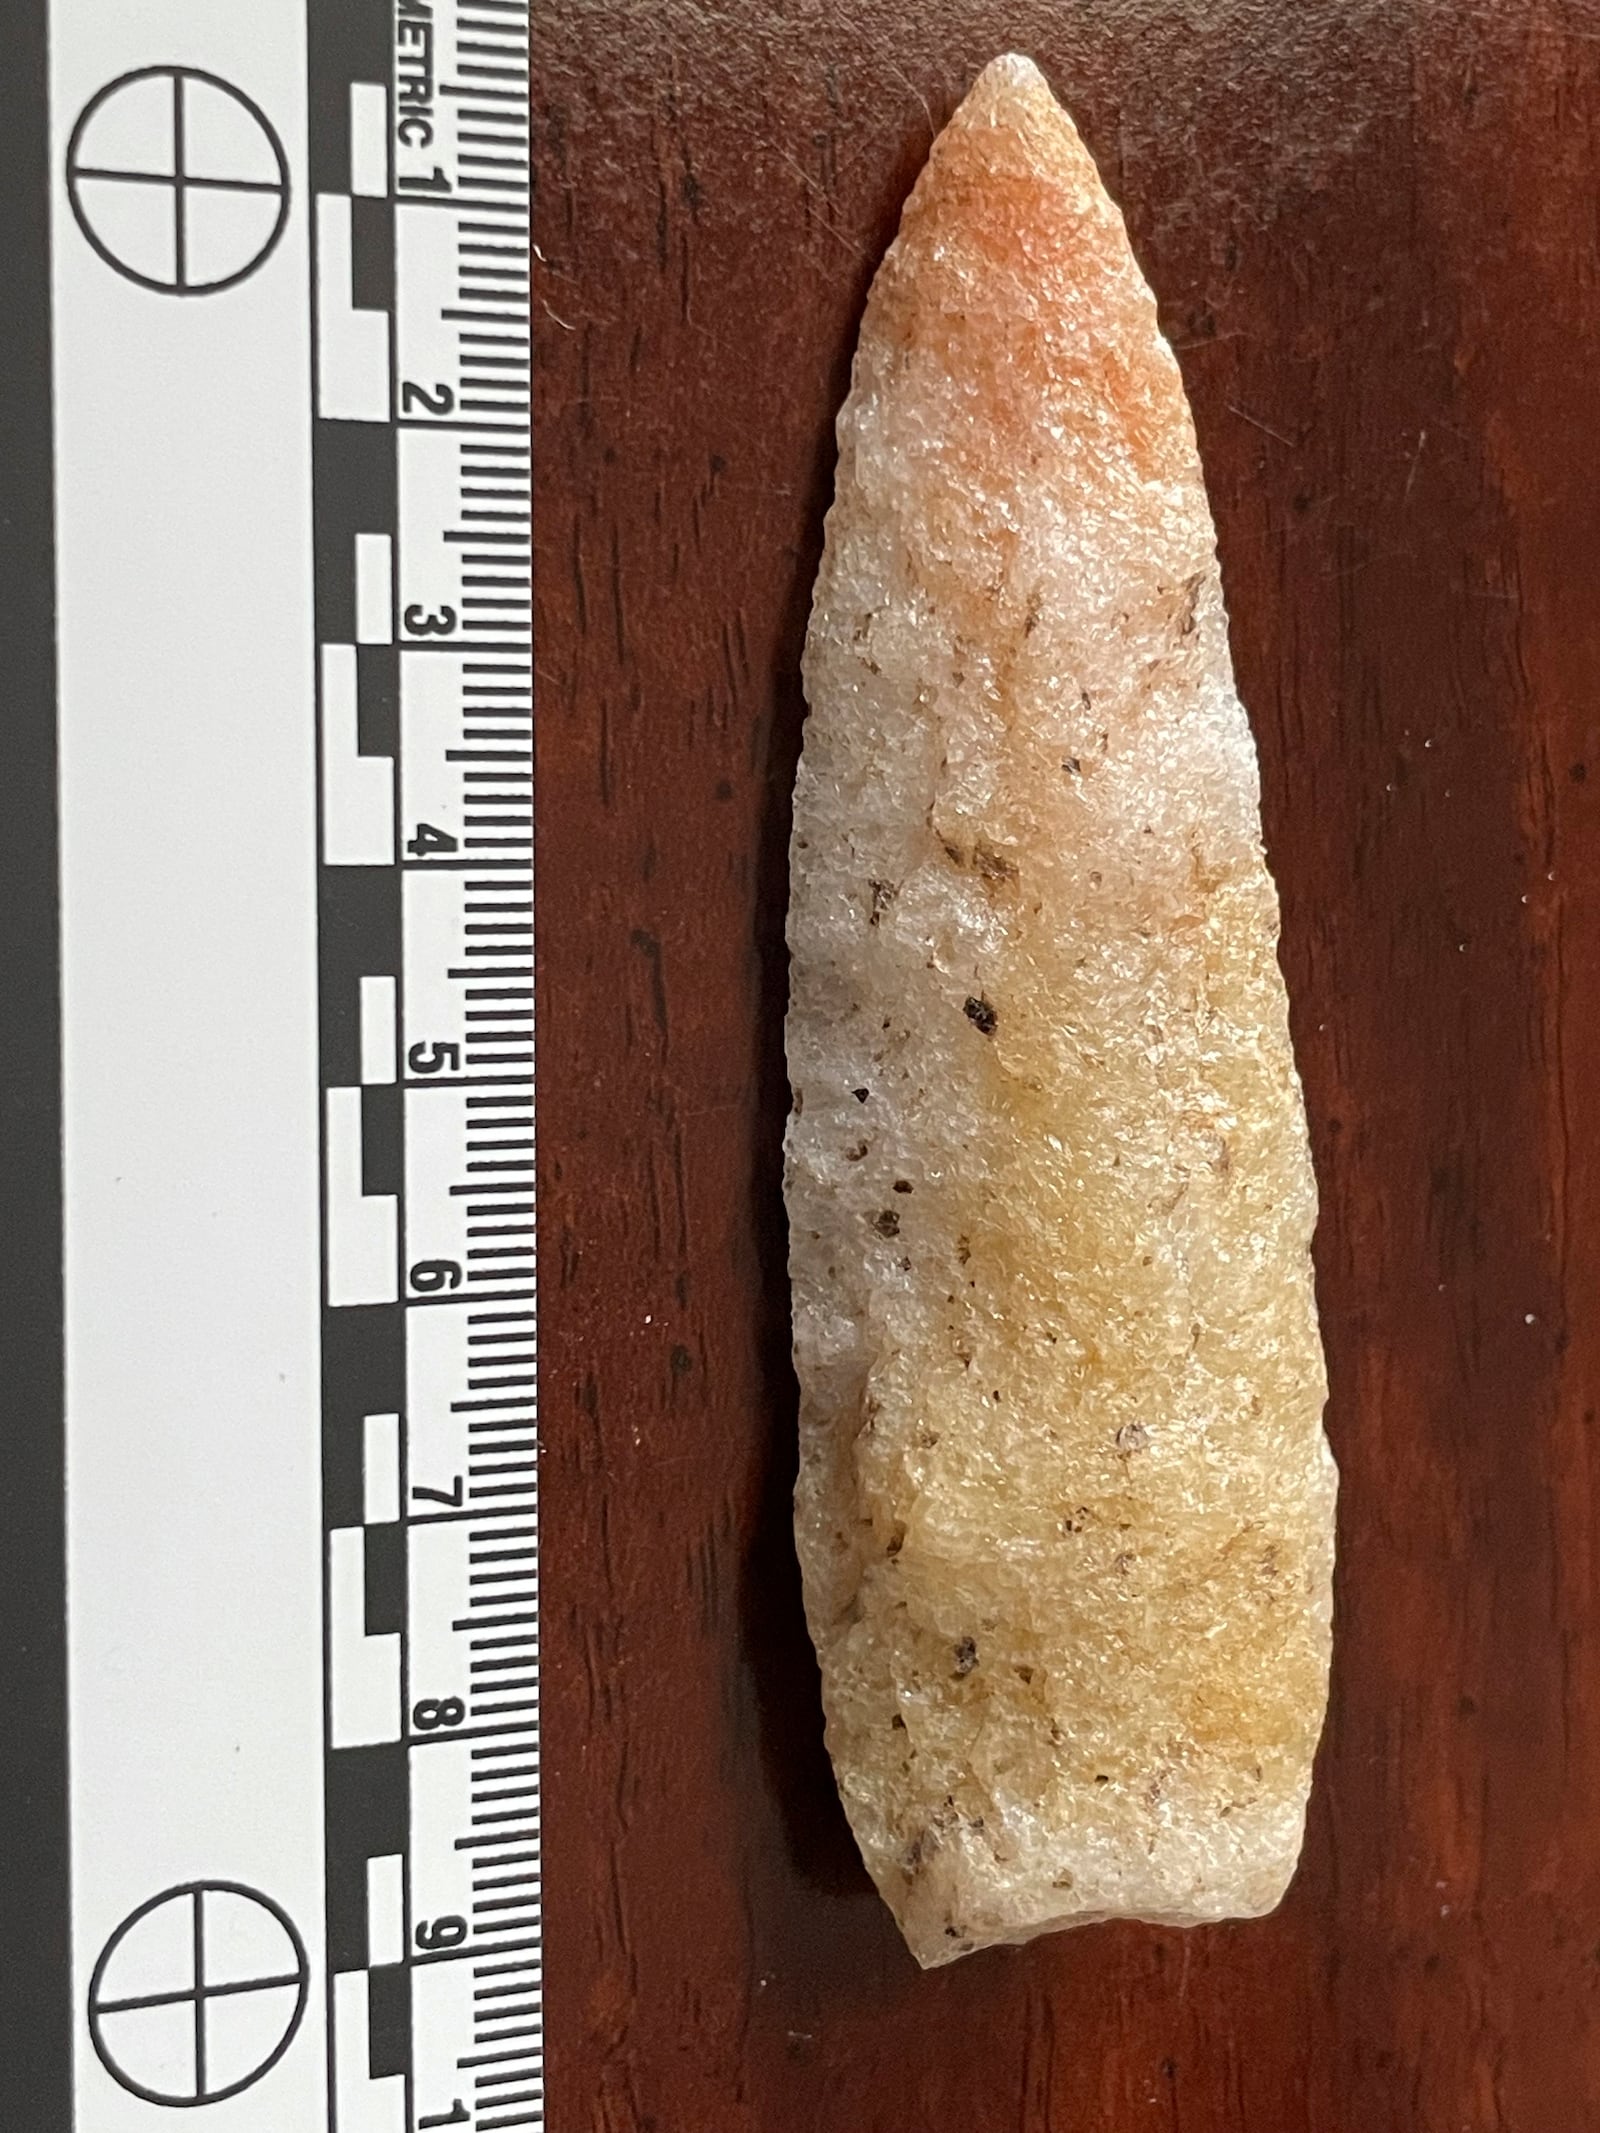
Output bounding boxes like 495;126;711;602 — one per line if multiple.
774;150;868;260
1403;425;1429;504
1226;400;1298;448
888;61;935;146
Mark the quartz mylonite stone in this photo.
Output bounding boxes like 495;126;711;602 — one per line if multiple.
783;53;1336;1967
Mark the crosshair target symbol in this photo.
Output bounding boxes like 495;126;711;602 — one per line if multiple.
66;67;290;295
88;1883;309;2107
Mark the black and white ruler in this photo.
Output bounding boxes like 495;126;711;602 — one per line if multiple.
9;2;540;2125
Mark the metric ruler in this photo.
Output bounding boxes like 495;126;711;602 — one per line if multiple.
30;1;540;2126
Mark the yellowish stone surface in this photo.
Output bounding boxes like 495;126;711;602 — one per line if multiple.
784;53;1336;1968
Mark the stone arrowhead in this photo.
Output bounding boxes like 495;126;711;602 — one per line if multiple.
785;53;1336;1966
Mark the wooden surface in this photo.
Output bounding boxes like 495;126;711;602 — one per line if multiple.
533;4;1600;2124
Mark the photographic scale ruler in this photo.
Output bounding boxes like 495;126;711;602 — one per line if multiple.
45;1;541;2125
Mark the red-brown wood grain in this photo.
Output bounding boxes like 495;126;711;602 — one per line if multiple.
533;4;1600;2124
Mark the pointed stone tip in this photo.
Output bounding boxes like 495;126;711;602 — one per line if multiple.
960;52;1060;123
841;35;1188;501
937;53;1088;177
974;52;1050;94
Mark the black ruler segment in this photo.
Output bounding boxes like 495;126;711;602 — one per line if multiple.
308;0;391;195
327;1747;410;1970
361;643;402;756
323;1307;407;1535
321;868;405;1089
312;421;398;642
